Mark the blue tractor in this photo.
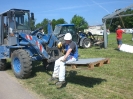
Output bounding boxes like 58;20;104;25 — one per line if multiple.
0;9;61;78
53;24;91;48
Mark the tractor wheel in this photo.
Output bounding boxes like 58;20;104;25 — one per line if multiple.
0;59;7;70
42;59;54;71
11;49;32;79
82;38;91;48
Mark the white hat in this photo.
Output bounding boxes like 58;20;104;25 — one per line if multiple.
64;33;72;40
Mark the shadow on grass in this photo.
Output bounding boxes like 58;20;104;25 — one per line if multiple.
6;61;106;88
5;61;53;78
30;61;53;78
95;47;102;49
66;70;107;88
6;61;12;70
114;48;121;52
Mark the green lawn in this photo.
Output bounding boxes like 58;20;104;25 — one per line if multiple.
7;33;133;99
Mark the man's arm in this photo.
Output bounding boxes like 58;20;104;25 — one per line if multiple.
122;29;126;33
61;48;72;61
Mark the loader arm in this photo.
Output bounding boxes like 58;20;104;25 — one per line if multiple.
19;33;50;59
19;21;60;62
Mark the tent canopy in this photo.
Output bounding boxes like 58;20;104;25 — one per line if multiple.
102;4;133;48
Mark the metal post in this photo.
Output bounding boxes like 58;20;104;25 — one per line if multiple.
103;20;108;48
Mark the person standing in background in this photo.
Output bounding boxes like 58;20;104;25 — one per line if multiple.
116;25;125;50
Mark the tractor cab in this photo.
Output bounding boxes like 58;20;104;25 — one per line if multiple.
0;9;34;45
53;24;79;43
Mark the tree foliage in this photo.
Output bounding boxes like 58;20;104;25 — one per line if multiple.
70;14;89;32
52;18;67;29
35;18;67;33
35;18;49;33
34;15;88;33
30;18;35;31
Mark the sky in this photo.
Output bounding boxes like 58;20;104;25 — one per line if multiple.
0;0;133;26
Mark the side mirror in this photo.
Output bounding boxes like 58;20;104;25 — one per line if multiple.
31;13;34;20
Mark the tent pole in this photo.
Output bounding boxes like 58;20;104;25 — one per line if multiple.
103;20;108;48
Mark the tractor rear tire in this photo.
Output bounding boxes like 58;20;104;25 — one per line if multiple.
82;38;91;48
0;59;7;70
11;49;32;79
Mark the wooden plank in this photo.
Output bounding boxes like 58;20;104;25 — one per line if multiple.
66;58;106;65
66;58;110;70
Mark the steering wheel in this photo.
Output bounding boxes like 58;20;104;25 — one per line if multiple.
31;27;43;36
36;32;44;39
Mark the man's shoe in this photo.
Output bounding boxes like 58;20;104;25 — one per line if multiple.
48;77;58;85
56;81;66;89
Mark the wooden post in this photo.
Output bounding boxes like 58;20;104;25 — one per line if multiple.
88;63;94;70
71;64;77;69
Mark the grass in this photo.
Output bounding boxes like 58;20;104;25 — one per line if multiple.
6;33;133;99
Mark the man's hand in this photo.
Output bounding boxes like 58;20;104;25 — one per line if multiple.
60;59;66;62
61;48;72;62
123;29;126;33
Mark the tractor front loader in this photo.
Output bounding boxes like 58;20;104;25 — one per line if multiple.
0;9;61;79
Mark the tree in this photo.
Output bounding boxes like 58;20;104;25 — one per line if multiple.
35;18;49;33
52;18;67;30
41;18;49;33
51;19;57;30
30;18;35;31
56;18;67;24
35;23;41;29
35;18;67;33
70;14;89;31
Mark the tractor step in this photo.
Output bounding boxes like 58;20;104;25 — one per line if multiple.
66;58;110;70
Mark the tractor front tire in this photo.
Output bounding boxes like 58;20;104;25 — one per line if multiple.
11;49;32;79
0;59;7;70
82;38;91;48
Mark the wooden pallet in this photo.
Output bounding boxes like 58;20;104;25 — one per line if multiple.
66;58;110;70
